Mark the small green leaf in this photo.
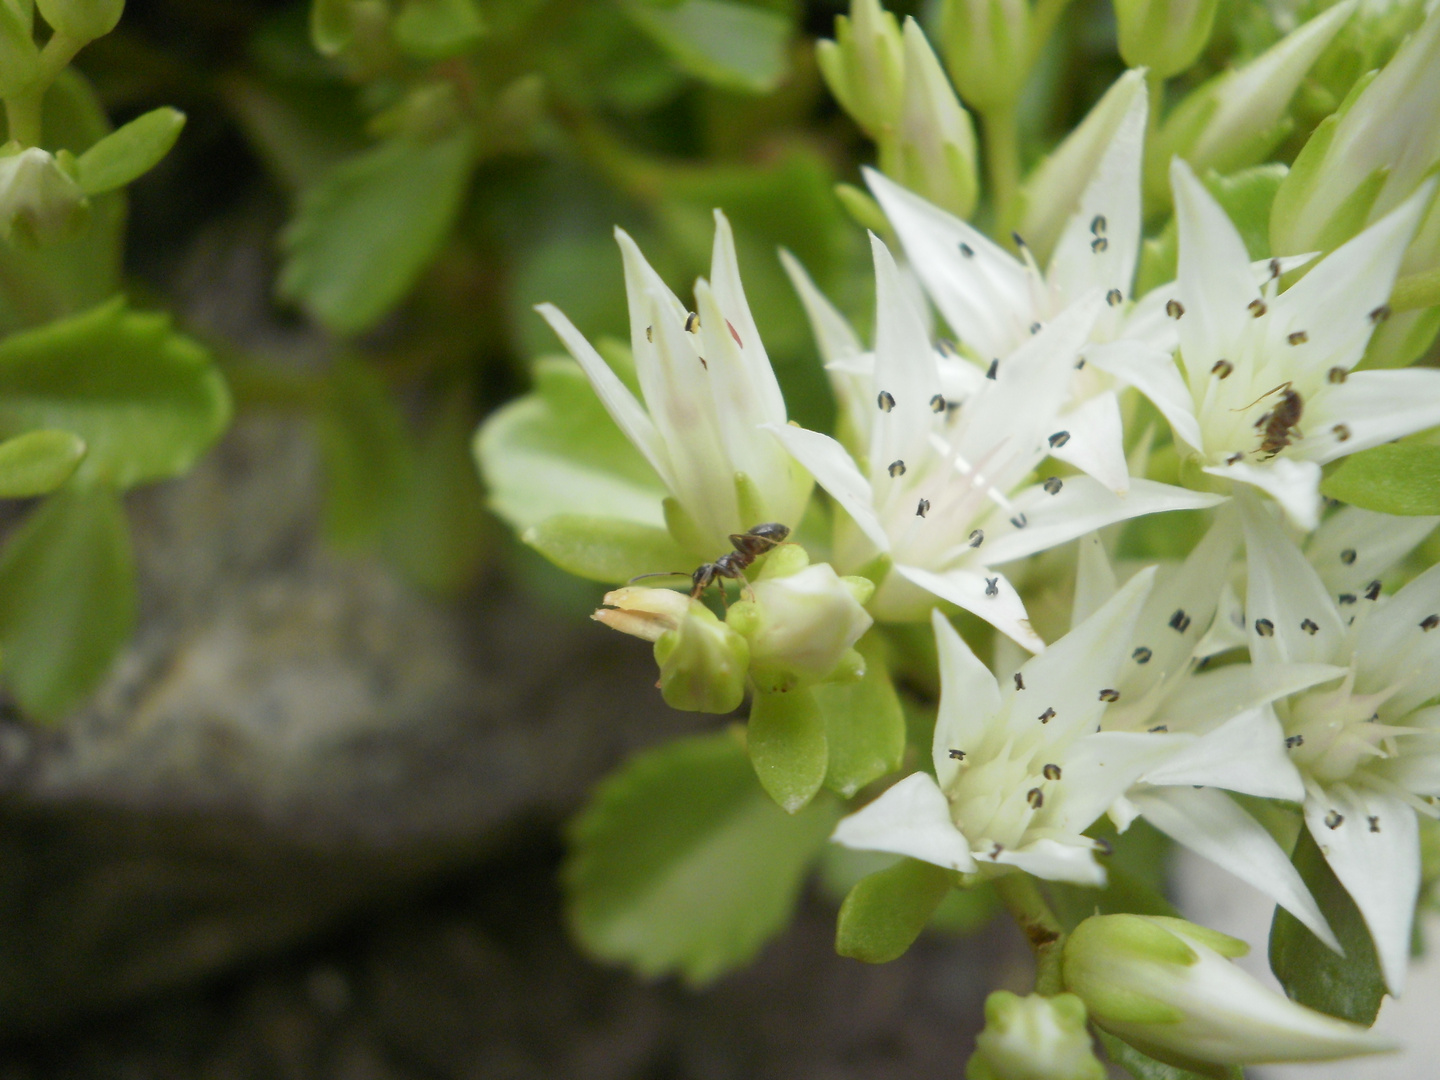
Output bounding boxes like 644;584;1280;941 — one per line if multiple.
523;514;692;585
1270;826;1386;1024
748;687;828;813
0;298;230;489
1096;1029;1239;1080
814;635;905;798
0;429;85;497
75;107;186;196
279;130;476;334
1321;443;1440;516
393;0;485;59
565;731;839;985
835;857;954;963
0;487;135;720
622;0;791;94
310;0;353;55
475;357;667;534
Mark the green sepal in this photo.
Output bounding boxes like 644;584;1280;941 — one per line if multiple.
654;608;749;714
279;129;477;335
748;686;828;813
834;182;890;236
0;297;230;490
1095;1029;1240;1080
814;633;905;798
523;514;694;585
835;857;955;964
663;495;710;558
75;108;186;196
563;731;839;986
0;429;85;497
393;0;486;60
0;486;135;721
1269;825;1386;1024
1321;443;1440;516
620;0;791;95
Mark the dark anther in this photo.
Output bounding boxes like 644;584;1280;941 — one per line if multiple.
1285;735;1304;749
1169;609;1191;633
1248;299;1267;318
1148;724;1168;733
948;749;966;760
1339;593;1357;605
1106;288;1123;306
685;312;700;333
1012;231;1027;249
888;460;906;477
1369;816;1381;833
1099;689;1120;703
1029;322;1042;335
986;358;999;380
1044;477;1063;495
959;242;974;257
1027;788;1044;808
969;529;984;547
916;498;931;518
645;325;653;343
1010;514;1028;529
985;576;999;597
1328;366;1348;384
1300;618;1319;635
1365;580;1381;601
1422;614;1440;631
991;842;1004;859
1333;423;1352;441
1091;236;1109;253
727;319;743;347
1039;707;1056;724
1325;810;1343;830
1212;359;1233;378
1094;838;1114;856
1014;673;1025;691
930;394;947;412
1165;299;1184;319
1287;330;1309;345
1340;548;1357;565
877;390;895;412
1132;646;1152;664
1043;764;1062;780
1370;304;1391;323
1255;618;1275;637
1269;258;1282;280
1048;430;1070;448
1091;214;1107;235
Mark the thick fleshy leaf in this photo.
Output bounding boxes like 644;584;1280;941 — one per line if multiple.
0;429;85;497
476;356;668;534
815;637;906;798
0;487;135;721
565;732;838;986
831;772;977;873
1311;370;1440;466
278;130;476;334
621;0;791;94
835;857;955;963
523;514;693;585
1131;785;1338;951
1270;824;1387;1023
74;107;186;196
0;299;229;490
392;0;486;60
930;609;1003;784
1240;494;1347;666
981;476;1223;567
1304;785;1418;994
895;563;1042;652
749;687;829;813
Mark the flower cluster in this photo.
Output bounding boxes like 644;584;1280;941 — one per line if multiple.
477;1;1440;1075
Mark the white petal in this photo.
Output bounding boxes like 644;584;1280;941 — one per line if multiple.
1240;492;1348;666
865;167;1034;358
615;226;690;365
1085;340;1204;453
932;608;1003;784
1013;569;1156;743
1305;785;1419;994
1050;391;1130;494
1072;533;1117;627
995;839;1106;886
832;772;978;873
1047;71;1147;309
779;247;863;366
1309;367;1440;465
1131;785;1340;952
895;563;1044;652
869;233;944;477
1351;560;1440;717
1046;730;1178;837
1308;505;1440;603
1268;183;1433;384
1140;706;1304;801
534;302;674;490
1156;663;1348;733
981;476;1224;567
1207;456;1321;531
709;210;788;424
1171;159;1260;385
765;423;891;554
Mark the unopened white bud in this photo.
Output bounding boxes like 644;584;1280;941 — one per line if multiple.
889;18;978;220
0;147;89;246
967;991;1106;1080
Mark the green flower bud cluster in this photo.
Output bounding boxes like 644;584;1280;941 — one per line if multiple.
966;991;1106;1080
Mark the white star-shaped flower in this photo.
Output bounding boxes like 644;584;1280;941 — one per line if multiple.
1239;492;1440;993
832;570;1179;884
769;233;1221;648
536;211;812;554
1091;159;1440;530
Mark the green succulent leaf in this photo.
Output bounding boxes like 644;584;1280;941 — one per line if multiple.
565;731;839;985
393;0;485;59
0;429;85;497
814;635;905;798
1096;1029;1240;1080
279;129;477;334
0;487;135;721
835;857;954;964
0;298;230;490
523;514;692;585
309;0;353;55
1321;444;1440;516
621;0;791;94
1270;826;1386;1024
748;686;828;813
475;357;667;535
75;107;187;196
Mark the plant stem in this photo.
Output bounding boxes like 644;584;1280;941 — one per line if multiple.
994;872;1067;996
3;31;86;147
982;102;1021;241
5;92;42;146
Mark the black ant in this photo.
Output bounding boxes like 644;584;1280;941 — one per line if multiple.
631;523;791;599
1235;381;1303;459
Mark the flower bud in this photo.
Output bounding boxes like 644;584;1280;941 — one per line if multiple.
889;18;978;219
726;558;873;695
1113;0;1219;80
35;0;124;42
938;0;1032;112
0;0;40;100
816;0;904;141
1063;915;1396;1067
0;147;90;246
966;991;1106;1080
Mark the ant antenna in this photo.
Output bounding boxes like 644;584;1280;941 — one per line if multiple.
1232;381;1292;412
